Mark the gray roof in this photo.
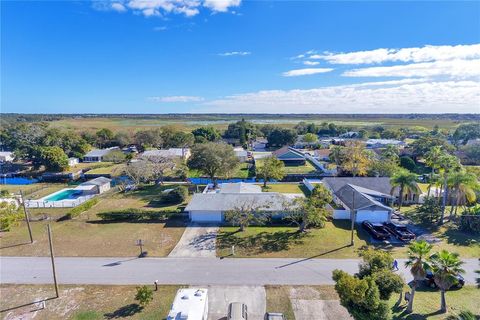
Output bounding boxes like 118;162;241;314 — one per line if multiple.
219;182;262;194
323;177;394;195
141;148;189;158
185;193;295;212
84;147;118;158
81;176;112;186
335;184;392;212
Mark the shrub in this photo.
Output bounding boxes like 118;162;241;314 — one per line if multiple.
400;156;416;171
0;202;22;231
410;197;441;223
64;198;99;220
135;285;153;307
97;208;179;221
159;187;187;204
460;205;480;234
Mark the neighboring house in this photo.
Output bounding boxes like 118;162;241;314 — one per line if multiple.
323;177;420;206
233;147;249;162
78;177;111;194
167;288;208;320
252;138;268;151
68;157;79;167
141;148;191;161
186;182;301;222
272;146;306;166
339;131;360;138
366;139;405;149
314;149;331;161
0;151;14;163
83;147;120;162
122;145;139;154
333;184;395;223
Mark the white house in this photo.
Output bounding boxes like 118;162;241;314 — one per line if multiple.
366;139;405;149
83;147;120;162
233;147;249;162
141;148;191;161
0;151;14;163
167;288;208;320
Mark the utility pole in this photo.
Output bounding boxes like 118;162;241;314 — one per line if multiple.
350;190;356;246
47;224;59;298
20;190;33;243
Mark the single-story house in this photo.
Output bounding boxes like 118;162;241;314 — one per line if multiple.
251;138;268;151
323;177;420;206
141;148;191;161
83;147;120;162
186;182;301;222
233;147;249;162
68;157;79;167
366;139;405;149
272;147;306;166
122;145;139;154
339;131;360;138
78;177;111;194
333;184;394;223
0;151;14;163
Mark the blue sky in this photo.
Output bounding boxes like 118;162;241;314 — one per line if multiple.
1;0;479;114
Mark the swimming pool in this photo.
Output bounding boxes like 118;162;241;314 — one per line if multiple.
44;189;83;201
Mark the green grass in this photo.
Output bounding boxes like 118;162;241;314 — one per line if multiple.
188;162;253;179
256;159;318;175
389;286;480;319
262;183;307;194
0;284;182;320
86;163;125;176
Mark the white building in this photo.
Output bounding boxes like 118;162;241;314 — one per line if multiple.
79;177;111;194
68;157;79;167
233;147;249;162
0;151;14;163
167;288;208;320
141;148;191;161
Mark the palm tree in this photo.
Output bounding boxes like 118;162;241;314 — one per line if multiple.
437;154;461;224
391;169;420;210
427;173;442;198
429;250;465;313
447;171;478;218
405;240;433;313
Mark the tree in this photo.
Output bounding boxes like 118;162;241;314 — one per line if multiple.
257;156;285;187
283;184;332;231
135;285;154;307
37;146;69;172
95;128;114;148
192;126;221;143
390;169;419;210
429;250;465;313
134;129;163;150
124;160;154;187
160;126;194;148
425;146;444;197
358;248;394;278
303;133;318;143
447;170;478;218
187;142;239;183
411;135;453;160
0;202;22;232
143;155;176;184
341;141;372;177
113;131;132;147
267;128;297;147
224;200;268;232
405;240;433;313
160;187;187;204
400;156;416;172
452;123;480;146
415;197;442;223
103;150;126;163
460;144;480;165
437;153;461;224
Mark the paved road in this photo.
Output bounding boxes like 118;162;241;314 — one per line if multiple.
0;257;478;286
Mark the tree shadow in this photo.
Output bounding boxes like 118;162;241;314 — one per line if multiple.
0;241;32;250
104;303;143;319
442;226;479;247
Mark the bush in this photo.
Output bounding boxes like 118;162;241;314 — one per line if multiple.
97;208;179;221
135;285;153;307
0;202;22;231
64;198;99;220
460;205;480;234
159;187;187;204
400;156;416;171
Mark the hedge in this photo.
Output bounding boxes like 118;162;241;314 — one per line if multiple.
97;208;180;221
65;198;99;219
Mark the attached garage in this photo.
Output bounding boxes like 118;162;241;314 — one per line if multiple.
355;210;390;223
189;210;223;222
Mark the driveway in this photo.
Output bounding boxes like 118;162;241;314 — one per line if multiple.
207;285;266;320
289;287;352;320
168;223;219;258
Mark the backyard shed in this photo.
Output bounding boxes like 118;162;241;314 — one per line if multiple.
79;177;112;194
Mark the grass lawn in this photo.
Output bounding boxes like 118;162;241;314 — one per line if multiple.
86;163;125;176
389;286;480;319
0;284;182;320
0;184;188;257
262;183;307;194
265;286;295;319
188;162;253;179
256;159;318;175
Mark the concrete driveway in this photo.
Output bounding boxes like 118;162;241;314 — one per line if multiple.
289;287;352;320
168;223;219;258
207;285;266;320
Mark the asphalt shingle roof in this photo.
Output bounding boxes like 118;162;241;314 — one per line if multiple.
335;184;392;212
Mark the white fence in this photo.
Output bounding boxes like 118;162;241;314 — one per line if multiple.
25;194;96;208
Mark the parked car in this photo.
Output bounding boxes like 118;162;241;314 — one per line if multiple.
228;302;248;320
362;221;390;240
383;222;416;241
265;313;286;320
424;270;465;289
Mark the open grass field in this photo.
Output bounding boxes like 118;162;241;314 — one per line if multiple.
216;220;480;259
0;184;189;257
256;159;318;175
0;284;183;320
262;183;307;194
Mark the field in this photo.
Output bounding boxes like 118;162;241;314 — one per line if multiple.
0;284;182;320
262;183;307;194
0;184;188;257
256;159;318;175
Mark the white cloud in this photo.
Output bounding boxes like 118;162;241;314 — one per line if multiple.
343;59;480;79
218;51;251;56
201;80;480;113
111;2;127;11
94;0;241;17
305;44;480;64
303;61;319;66
282;68;333;77
148;95;205;102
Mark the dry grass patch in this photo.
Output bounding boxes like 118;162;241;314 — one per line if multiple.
265;286;295;319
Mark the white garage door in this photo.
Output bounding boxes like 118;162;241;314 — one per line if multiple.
356;210;390;223
190;211;223;222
